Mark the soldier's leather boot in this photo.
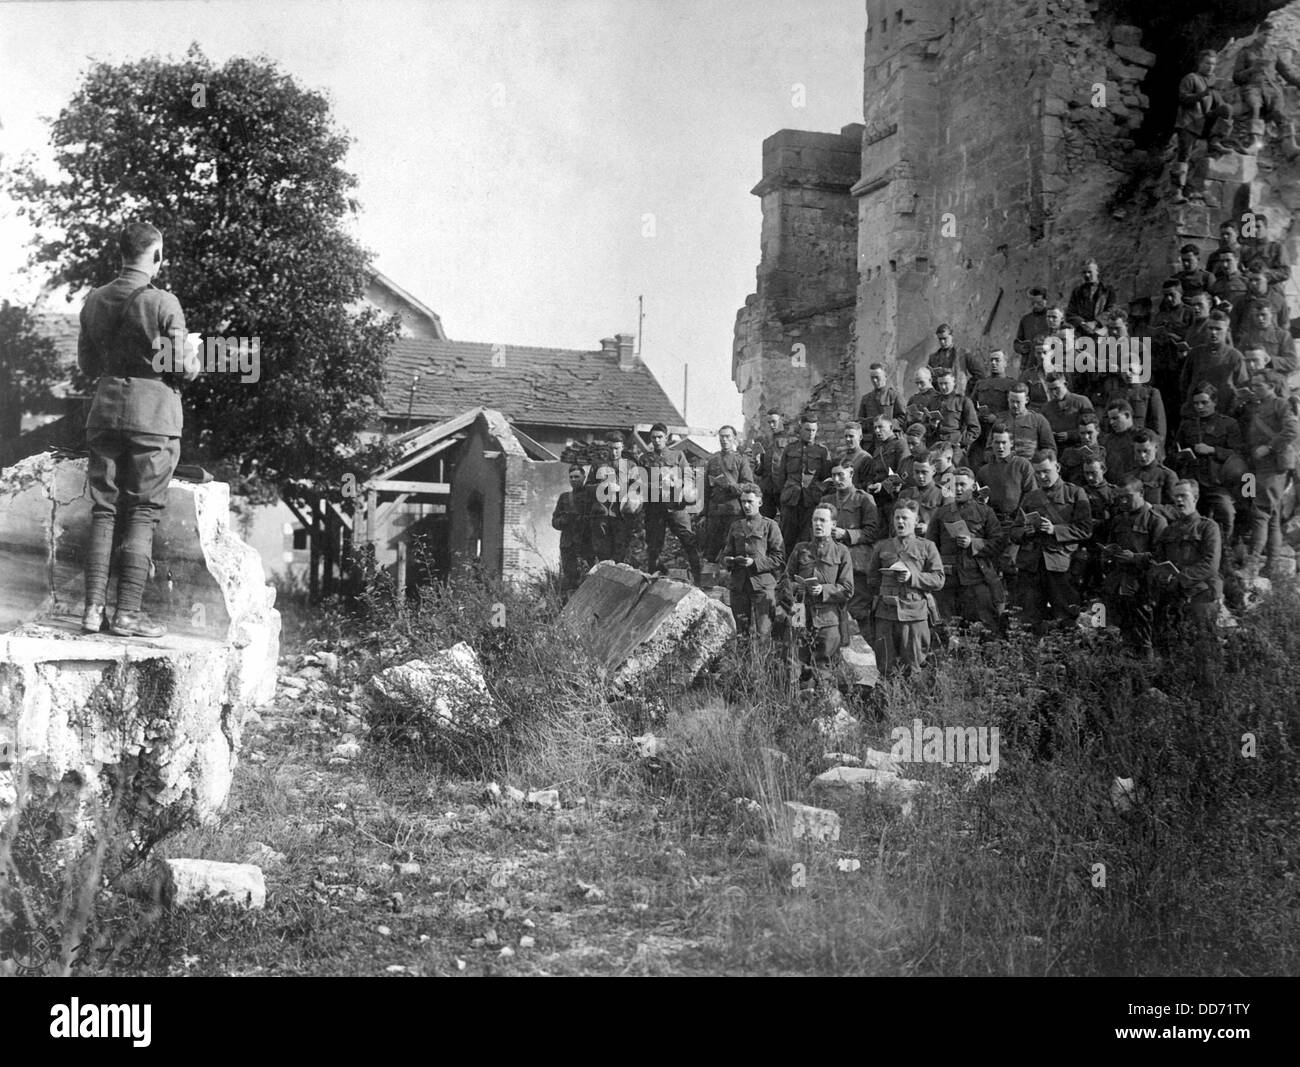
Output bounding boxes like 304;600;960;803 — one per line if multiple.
1171;162;1189;205
81;603;106;633
110;610;166;638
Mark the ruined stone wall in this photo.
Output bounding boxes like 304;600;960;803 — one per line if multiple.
733;0;1300;430
732;125;862;443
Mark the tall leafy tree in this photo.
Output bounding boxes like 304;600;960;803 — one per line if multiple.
7;44;399;504
0;302;62;444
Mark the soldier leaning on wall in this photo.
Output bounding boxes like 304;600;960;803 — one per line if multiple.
77;221;199;639
1171;49;1231;205
551;464;593;595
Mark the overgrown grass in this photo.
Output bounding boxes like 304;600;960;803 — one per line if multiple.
8;568;1298;976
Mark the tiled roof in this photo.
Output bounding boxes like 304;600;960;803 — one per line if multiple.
381;337;683;430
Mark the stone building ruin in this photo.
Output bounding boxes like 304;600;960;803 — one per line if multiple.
734;0;1300;440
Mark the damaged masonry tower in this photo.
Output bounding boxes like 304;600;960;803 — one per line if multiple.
0;453;279;856
735;0;1300;438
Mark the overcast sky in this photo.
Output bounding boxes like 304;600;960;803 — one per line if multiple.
0;0;863;432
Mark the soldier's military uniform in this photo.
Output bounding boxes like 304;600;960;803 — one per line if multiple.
1014;309;1049;360
1172;409;1245;542
926;498;1004;632
719;512;784;637
753;429;791;519
777;438;832;549
863;434;907;517
1101;426;1139;479
932;392;980;458
780;535;854;690
1010;478;1093;632
1132;461;1180;508
588;455;641;565
1180;341;1247;411
702;448;754;563
977;454;1036;521
1152;511;1223;633
863;532;946;675
895;482;946;531
836;444;874;490
551;483;592;593
640;446;702;583
1102;380;1166;442
823;484;880;641
1103;501;1168;654
78;264;194;631
1242;393;1300;559
1075;478;1120;600
1066;280;1116;337
1061;441;1104;485
1042;391;1096;448
1005;410;1055;459
969;373;1016;467
858;386;906;432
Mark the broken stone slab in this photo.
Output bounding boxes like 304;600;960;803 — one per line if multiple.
558;562;735;694
784;800;841;843
633;733;669;758
159;858;266;909
526;788;561;810
1112;42;1156;68
368;641;501;731
0;453;280;710
0;623;250;859
814;708;860;746
840;634;879;687
813;765;928;806
1205;152;1258;184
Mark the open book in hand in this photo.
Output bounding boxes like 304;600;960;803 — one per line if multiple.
943;518;973;541
1019;510;1045;527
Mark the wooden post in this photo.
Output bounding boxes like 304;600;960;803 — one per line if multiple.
322;501;336;599
308;493;320;604
395;539;407;606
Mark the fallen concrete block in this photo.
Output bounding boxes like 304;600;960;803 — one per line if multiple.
0;453;280;709
784;801;841;843
526;788;561;810
368;642;501;732
160;858;266;909
813;765;928;807
840;634;879;687
1205;152;1257;184
558;562;734;694
814;708;860;746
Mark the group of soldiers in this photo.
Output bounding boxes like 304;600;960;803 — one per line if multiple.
552;236;1299;688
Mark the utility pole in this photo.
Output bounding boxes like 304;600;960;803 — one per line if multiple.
682;364;688;422
636;295;644;356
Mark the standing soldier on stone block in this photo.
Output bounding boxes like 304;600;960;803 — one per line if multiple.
588;430;641;566
551;464;593;595
928;323;981;394
824;463;880;642
78;221;197;638
718;483;784;639
1171;50;1231;204
1151;480;1223;637
926;467;1004;634
864;499;946;675
640;422;702;584
858;363;907;432
1008;448;1093;633
864;414;907;518
779;503;854;693
905;365;941;431
702;424;753;568
777;413;832;549
753;409;791;520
